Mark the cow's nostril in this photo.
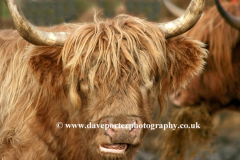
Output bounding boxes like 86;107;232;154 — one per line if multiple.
106;127;115;137
130;128;138;137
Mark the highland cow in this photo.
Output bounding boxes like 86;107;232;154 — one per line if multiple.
170;1;240;114
160;1;240;160
0;0;207;159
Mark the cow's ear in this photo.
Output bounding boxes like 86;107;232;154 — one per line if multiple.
163;36;208;92
29;46;65;95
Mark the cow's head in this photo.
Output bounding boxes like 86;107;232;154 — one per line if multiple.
5;0;207;159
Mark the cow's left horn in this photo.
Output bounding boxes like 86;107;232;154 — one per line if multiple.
4;0;69;46
159;0;205;39
162;0;185;17
215;0;240;30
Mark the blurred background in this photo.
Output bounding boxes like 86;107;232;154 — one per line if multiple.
1;0;240;160
0;0;217;29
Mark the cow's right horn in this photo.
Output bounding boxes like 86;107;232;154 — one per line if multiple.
162;0;185;17
215;0;240;30
4;0;69;46
158;0;205;39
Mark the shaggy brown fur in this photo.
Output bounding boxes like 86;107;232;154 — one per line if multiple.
166;2;240;160
160;104;215;160
172;1;240;113
186;2;240;81
0;15;207;160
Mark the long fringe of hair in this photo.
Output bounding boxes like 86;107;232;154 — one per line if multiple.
61;15;168;110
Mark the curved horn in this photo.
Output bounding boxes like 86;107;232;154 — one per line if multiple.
215;0;240;29
162;0;185;17
4;0;70;46
159;0;205;39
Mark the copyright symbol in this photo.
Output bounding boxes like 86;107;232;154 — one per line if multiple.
56;122;63;129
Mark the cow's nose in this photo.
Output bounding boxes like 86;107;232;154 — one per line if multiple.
105;121;140;138
102;117;143;143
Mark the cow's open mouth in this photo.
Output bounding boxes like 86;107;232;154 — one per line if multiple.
99;144;128;154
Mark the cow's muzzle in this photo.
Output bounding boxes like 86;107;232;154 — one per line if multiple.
99;116;143;154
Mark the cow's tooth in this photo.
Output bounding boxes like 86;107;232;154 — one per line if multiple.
99;144;127;154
